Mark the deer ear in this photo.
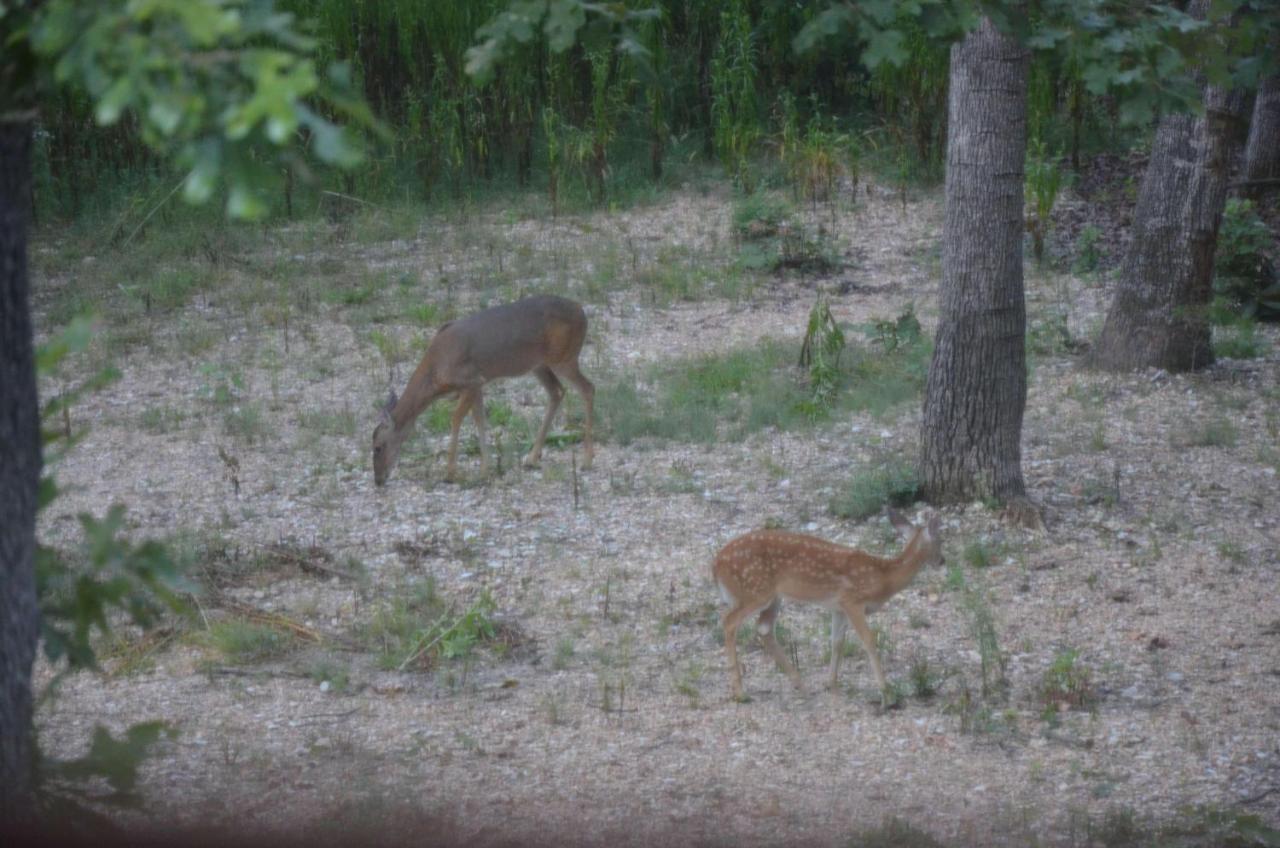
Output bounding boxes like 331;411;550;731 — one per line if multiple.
886;508;913;538
926;512;941;539
384;389;398;411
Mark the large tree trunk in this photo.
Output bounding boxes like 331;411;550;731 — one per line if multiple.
1093;0;1250;373
1243;73;1280;194
920;18;1031;510
0;120;40;826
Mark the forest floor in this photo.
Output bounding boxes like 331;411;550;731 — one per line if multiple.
29;168;1280;847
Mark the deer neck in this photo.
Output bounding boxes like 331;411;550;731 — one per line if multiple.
391;357;440;433
883;529;929;593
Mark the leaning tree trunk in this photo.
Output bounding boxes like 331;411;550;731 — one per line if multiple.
0;119;40;826
920;18;1032;511
1243;73;1280;196
1092;79;1249;371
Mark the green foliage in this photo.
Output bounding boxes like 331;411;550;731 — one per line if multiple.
33;320;188;824
710;2;761;190
1214;198;1279;321
798;296;846;415
36;320;190;675
732;191;794;240
30;0;375;220
1073;224;1103;275
362;580;499;672
959;584;1006;699
36;722;177;827
1037;648;1097;718
205;618;295;664
829;458;921;521
1025;137;1064;264
1214;317;1266;360
601;311;928;447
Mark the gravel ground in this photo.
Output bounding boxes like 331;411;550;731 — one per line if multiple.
31;183;1280;846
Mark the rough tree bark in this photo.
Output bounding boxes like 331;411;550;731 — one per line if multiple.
0;119;40;826
920;17;1034;518
1243;73;1280;194
1093;0;1250;373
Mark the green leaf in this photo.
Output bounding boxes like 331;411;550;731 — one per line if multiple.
227;181;266;220
545;0;586;52
182;139;220;204
94;77;133;125
862;28;907;69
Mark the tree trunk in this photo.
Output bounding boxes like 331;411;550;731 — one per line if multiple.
1243;73;1280;195
1093;81;1249;371
0;119;40;826
920;18;1032;509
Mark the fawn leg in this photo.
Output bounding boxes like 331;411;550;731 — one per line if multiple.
524;366;564;467
721;603;756;701
756;598;803;691
828;611;849;689
839;599;888;704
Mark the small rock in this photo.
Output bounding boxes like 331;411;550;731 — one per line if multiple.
319;680;331;693
1167;671;1185;683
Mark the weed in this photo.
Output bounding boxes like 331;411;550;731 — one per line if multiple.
139;405;186;434
1183;418;1237;449
205;618;294;664
1038;648;1097;719
1073;224;1103;275
829;458;920;521
552;636;576;671
1025;137;1064;264
307;660;352;694
908;654;943;699
959;585;1006;698
1213;318;1265;360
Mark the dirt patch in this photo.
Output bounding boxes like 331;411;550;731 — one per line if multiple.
31;178;1280;846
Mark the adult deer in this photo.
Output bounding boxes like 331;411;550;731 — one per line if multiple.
712;510;944;704
371;294;594;486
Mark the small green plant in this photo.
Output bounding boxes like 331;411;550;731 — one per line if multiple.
960;585;1006;698
1184;417;1238;448
1072;224;1103;275
731;191;793;240
908;654;943;699
552;636;576;671
197;363;243;406
798;295;846;415
1038;648;1097;719
1213;318;1265;360
1025;137;1063;265
206;618;294;664
307;660;352;694
830;458;920;521
1214;198;1279;321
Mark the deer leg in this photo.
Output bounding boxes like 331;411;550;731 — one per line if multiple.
828;611;849;690
524;366;563;467
553;361;594;469
756;598;803;691
470;386;491;475
839;599;888;704
446;389;477;482
720;603;755;701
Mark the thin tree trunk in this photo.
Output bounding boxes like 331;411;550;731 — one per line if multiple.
920;18;1033;516
1093;81;1249;371
1243;73;1280;194
0;118;40;827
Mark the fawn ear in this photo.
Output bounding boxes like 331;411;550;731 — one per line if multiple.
886;508;912;537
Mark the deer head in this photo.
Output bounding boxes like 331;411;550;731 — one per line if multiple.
372;389;400;487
